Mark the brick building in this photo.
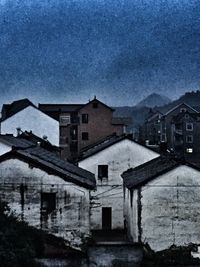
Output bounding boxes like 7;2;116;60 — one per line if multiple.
39;97;129;160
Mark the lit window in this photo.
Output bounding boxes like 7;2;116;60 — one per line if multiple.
82;132;89;140
98;165;108;179
186;148;193;153
82;114;88;123
186;135;193;143
186;123;193;131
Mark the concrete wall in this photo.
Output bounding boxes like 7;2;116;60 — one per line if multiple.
79;139;159;230
0;158;90;249
1;106;59;146
128;165;200;251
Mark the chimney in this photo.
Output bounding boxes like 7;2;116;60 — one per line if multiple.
16;127;21;136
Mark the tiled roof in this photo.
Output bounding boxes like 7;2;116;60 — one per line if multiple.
1;99;36;121
122;156;179;189
18;131;60;153
164;103;199;116
0;134;34;148
0;144;95;189
78;134;137;161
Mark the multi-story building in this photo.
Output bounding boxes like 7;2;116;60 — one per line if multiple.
144;109;163;145
39;97;129;160
170;111;200;159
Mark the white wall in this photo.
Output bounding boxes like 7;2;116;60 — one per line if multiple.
0;142;11;156
129;165;200;251
0;158;90;249
79;139;159;230
1;106;59;146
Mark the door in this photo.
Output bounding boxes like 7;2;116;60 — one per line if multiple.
102;207;112;230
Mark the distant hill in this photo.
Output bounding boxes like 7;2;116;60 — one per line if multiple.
136;93;171;108
114;90;200;131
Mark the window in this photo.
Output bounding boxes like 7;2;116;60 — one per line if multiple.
93;102;98;108
186;123;193;131
60;115;71;126
180;108;187;113
41;193;56;214
82;132;89;140
98;165;108;179
186;135;193;143
82;114;88;123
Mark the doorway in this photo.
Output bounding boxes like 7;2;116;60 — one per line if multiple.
102;207;112;230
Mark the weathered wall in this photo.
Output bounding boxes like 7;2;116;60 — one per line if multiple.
79;139;159;230
1;106;59;146
0;158;90;249
131;165;200;251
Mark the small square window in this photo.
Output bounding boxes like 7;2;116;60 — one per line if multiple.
82;114;88;123
186;135;193;143
98;165;108;179
82;132;89;140
93;102;98;108
186;123;193;131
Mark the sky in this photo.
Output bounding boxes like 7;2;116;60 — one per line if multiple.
0;0;200;106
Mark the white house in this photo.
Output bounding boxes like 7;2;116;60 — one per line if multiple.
0;143;95;249
78;134;159;231
122;156;200;252
1;99;59;146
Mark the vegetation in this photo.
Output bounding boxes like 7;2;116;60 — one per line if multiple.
0;202;44;267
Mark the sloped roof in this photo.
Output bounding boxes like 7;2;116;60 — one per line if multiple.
79;98;115;112
122;156;200;189
78;134;155;161
18;131;61;153
164;103;199;116
1;99;36;121
0;145;95;189
0;134;34;148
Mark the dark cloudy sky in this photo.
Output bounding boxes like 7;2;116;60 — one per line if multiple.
0;0;200;106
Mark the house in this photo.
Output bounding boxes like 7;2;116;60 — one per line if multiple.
0;140;95;249
160;103;199;144
1;99;59;146
171;111;200;159
122;156;200;252
78;134;159;231
39;97;130;161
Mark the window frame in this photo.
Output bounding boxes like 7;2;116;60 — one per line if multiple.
81;114;89;124
98;165;108;179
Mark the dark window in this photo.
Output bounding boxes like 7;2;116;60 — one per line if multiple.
93;102;98;108
98;165;108;179
41;193;56;214
82;132;89;140
180;108;187;113
186;135;193;143
186;123;193;131
70;142;78;152
82;114;88;123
